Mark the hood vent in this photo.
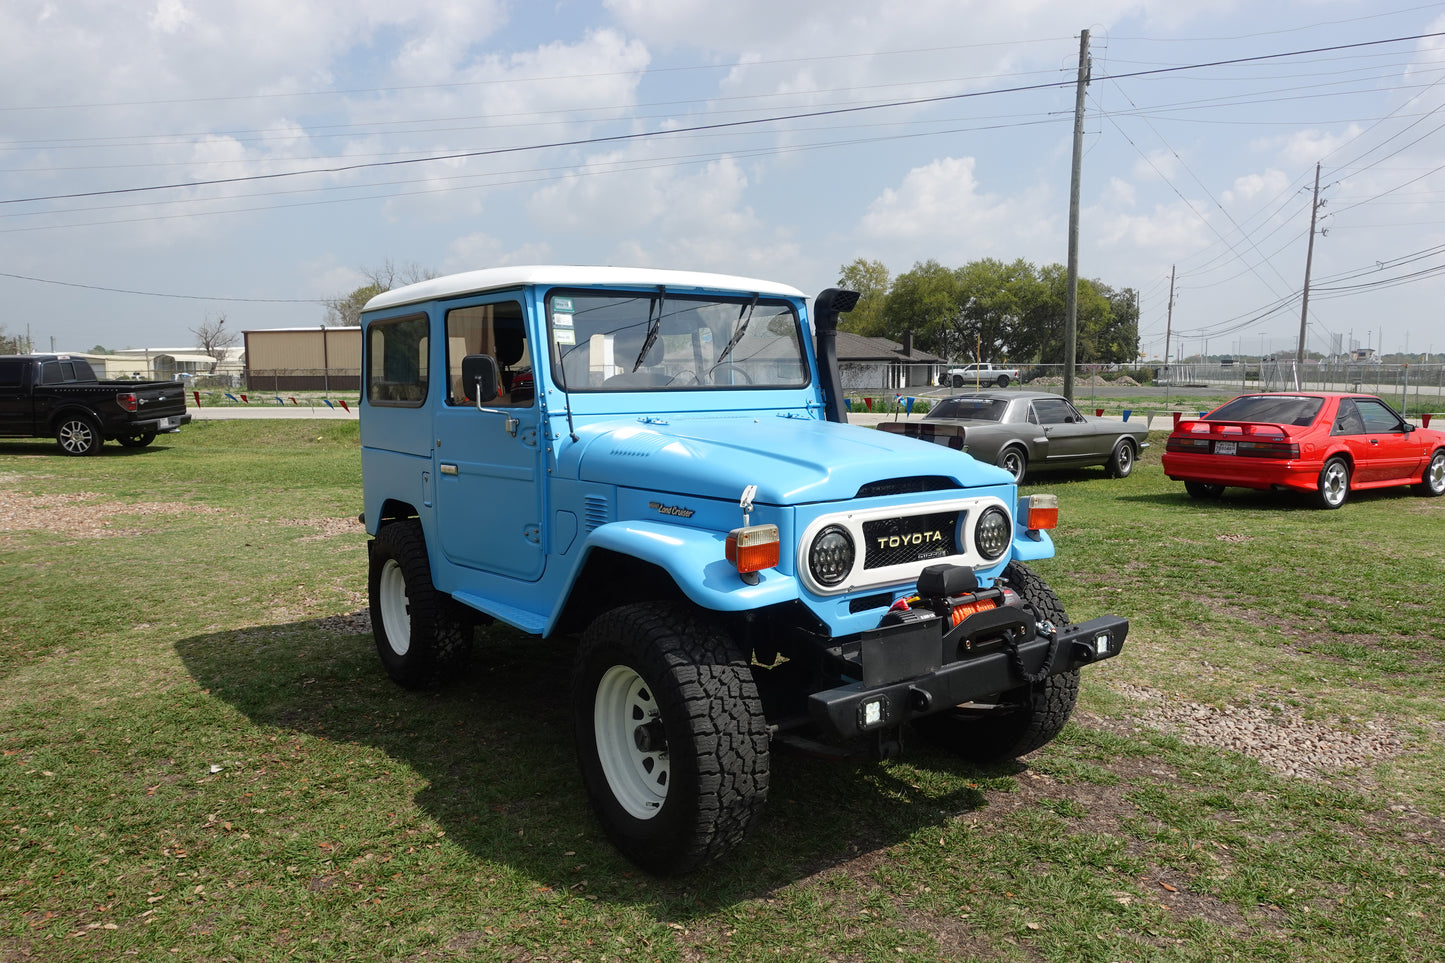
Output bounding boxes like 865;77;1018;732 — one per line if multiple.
855;476;962;499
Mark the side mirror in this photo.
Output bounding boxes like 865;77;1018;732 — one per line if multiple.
461;354;500;410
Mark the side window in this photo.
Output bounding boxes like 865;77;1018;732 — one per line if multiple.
1355;398;1404;434
1032;399;1075;425
0;360;26;387
366;315;429;406
445;300;532;407
1332;400;1366;435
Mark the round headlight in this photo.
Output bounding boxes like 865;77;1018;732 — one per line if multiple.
808;525;855;586
973;506;1010;561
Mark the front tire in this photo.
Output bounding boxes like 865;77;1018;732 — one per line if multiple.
1316;457;1350;509
915;561;1079;764
368;520;471;689
56;416;103;456
1417;449;1445;497
1104;439;1135;478
951;374;965;389
572;603;770;875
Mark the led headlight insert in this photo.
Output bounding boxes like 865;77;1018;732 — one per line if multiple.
808;524;855;586
973;506;1011;560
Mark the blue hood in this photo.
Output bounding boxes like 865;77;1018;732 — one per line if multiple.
566;415;1009;504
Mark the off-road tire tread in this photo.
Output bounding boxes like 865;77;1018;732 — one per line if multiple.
368;520;471;690
572;602;770;875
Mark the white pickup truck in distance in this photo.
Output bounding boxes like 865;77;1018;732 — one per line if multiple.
947;363;1020;388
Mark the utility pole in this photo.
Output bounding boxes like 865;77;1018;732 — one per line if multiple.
1163;265;1175;409
1063;28;1090;402
1295;161;1322;388
1163;265;1176;376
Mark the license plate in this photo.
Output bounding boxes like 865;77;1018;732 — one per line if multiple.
1214;441;1237;455
159;417;177;429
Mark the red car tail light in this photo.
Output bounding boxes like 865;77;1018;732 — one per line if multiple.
116;392;138;412
1236;439;1300;458
1166;436;1210;453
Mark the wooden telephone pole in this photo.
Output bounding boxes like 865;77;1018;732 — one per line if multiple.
1294;162;1322;387
1063;28;1090;402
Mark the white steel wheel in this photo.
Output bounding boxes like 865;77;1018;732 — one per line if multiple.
594;665;669;820
376;558;411;657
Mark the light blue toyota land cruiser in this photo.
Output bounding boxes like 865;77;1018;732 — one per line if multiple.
359;265;1127;874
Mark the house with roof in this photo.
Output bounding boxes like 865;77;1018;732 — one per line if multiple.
833;331;946;392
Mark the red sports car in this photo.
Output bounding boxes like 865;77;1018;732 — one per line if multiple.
1162;392;1445;509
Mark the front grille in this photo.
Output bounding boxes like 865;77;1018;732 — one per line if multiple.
862;511;959;569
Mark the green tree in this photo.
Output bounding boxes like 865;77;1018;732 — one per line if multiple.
879;259;964;357
952;258;1037;363
836;258;891;336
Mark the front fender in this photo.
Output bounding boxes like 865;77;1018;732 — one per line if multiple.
581;520;802;612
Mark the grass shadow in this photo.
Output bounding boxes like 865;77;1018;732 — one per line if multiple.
173;617;1005;912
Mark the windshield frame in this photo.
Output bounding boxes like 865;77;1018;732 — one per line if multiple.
544;287;809;393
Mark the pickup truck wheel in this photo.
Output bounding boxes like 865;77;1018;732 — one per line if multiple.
1416;449;1445;496
117;432;157;448
1316;457;1350;509
915;561;1078;764
368;520;471;689
1104;439;1135;478
951;374;965;389
572;603;770;875
55;416;103;456
996;374;1010;387
997;446;1028;482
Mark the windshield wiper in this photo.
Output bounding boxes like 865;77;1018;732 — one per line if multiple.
715;293;759;364
633;286;665;371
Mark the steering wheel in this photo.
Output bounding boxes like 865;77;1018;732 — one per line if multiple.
707;361;753;385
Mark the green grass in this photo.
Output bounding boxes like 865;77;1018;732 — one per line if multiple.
3;423;1444;961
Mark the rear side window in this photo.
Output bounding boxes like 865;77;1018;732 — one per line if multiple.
0;360;23;387
1207;395;1322;427
366;315;429;406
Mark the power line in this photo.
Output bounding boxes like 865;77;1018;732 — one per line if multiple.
6;30;1442;208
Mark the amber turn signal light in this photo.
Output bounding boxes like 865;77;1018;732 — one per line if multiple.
726;524;780;574
1022;494;1058;531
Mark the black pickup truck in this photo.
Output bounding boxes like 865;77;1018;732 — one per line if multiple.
0;355;192;455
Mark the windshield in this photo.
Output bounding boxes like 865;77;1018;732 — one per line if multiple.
929;397;1009;422
547;290;807;391
1207;395;1323;427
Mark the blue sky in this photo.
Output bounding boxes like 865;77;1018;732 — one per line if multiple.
3;0;1445;361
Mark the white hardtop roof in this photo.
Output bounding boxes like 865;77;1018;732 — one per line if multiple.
364;265;807;312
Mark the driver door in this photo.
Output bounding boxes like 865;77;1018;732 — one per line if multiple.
432;296;546;580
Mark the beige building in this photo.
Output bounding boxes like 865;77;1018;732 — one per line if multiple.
243;326;360;391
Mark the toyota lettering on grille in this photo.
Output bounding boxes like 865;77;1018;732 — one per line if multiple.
862;511;958;568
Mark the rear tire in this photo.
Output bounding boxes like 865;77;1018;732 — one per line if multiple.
915;561;1078;764
1316;457;1350;509
1104;439;1135;478
117;431;157;448
1417;449;1445;497
572;603;770;875
1184;480;1225;499
368;520;471;689
56;415;103;456
996;374;1010;387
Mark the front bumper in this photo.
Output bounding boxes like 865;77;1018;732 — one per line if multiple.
806;605;1127;741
